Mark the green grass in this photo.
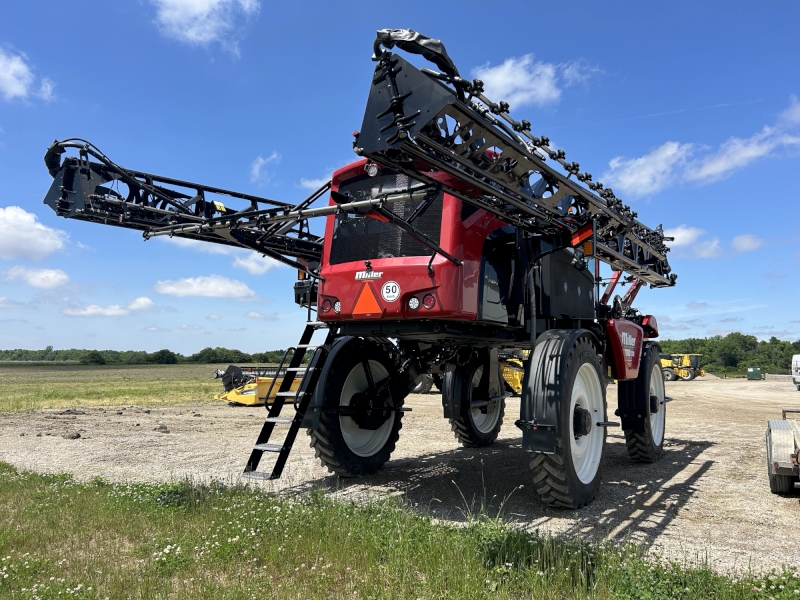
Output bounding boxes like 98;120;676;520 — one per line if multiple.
0;363;247;412
0;462;797;599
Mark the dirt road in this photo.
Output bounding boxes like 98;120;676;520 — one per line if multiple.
2;377;799;573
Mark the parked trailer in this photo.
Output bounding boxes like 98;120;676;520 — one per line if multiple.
766;408;800;493
42;29;677;508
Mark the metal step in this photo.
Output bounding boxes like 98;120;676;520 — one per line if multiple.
285;367;312;372
241;471;273;481
295;344;320;349
275;391;298;397
306;321;328;328
253;443;283;453
264;417;294;424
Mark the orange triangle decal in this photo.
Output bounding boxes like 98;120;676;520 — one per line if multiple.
352;283;382;315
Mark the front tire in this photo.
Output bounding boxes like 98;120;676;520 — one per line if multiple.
529;334;606;509
663;368;676;382
620;346;666;463
444;356;505;448
679;369;696;381
308;340;402;477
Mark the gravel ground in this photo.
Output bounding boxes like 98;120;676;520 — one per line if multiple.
2;377;799;573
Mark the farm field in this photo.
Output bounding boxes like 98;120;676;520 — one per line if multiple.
1;364;799;574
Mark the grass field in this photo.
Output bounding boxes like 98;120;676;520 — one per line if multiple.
1;462;797;600
0;363;238;412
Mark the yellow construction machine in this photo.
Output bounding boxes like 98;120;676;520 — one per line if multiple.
660;354;705;381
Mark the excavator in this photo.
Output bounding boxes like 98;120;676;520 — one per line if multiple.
42;29;676;508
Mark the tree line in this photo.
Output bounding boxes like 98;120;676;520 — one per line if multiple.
2;331;798;372
659;333;800;374
0;346;289;365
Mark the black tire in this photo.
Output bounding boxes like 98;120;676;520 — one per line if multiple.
529;334;606;509
679;369;696;381
443;356;505;448
432;374;443;392
662;368;676;382
411;374;434;395
796;384;800;391
308;340;402;477
619;346;666;463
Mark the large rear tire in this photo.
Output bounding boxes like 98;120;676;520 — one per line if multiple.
308;340;402;477
662;368;676;382
444;356;505;448
679;369;696;382
529;335;606;509
621;346;666;463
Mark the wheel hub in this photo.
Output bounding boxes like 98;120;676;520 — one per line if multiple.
573;406;592;437
348;387;393;430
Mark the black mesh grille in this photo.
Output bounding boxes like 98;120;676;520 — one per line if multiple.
329;172;443;265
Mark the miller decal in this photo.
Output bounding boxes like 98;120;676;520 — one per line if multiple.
621;331;637;365
355;271;383;280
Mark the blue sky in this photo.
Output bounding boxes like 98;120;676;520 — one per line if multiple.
0;0;798;354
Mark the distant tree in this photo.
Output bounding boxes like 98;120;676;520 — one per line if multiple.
152;349;178;364
80;350;106;365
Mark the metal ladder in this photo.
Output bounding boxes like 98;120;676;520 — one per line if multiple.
241;321;335;481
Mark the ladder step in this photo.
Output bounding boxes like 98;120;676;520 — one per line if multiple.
285;367;312;372
295;344;320;349
306;321;328;328
264;417;294;424
253;443;284;453
241;471;274;481
275;391;298;397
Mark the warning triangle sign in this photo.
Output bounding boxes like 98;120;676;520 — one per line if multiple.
352;283;382;315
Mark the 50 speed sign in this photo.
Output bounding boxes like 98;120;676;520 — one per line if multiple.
381;281;400;302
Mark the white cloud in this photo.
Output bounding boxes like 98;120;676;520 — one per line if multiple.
180;323;203;330
603;141;693;197
206;313;221;320
663;224;704;248
0;206;68;260
151;0;260;54
780;95;800;126
299;177;330;190
250;151;281;183
693;237;722;258
61;296;157;317
471;56;599;109
0;49;33;100
686;125;800;183
144;325;171;332
232;252;280;275
0;296;23;309
246;311;264;319
472;55;560;108
687;301;708;309
4;266;68;289
602;98;800;197
731;234;765;253
0;48;55;102
153;274;255;299
127;296;156;311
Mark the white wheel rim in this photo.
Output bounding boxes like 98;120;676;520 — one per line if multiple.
650;362;666;446
469;366;502;433
569;362;604;484
339;360;394;457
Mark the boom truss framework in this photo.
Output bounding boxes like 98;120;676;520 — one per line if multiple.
42;29;676;288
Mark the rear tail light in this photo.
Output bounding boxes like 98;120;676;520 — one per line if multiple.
422;294;436;309
321;299;332;313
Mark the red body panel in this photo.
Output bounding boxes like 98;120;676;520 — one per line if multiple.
606;319;644;380
318;160;507;323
